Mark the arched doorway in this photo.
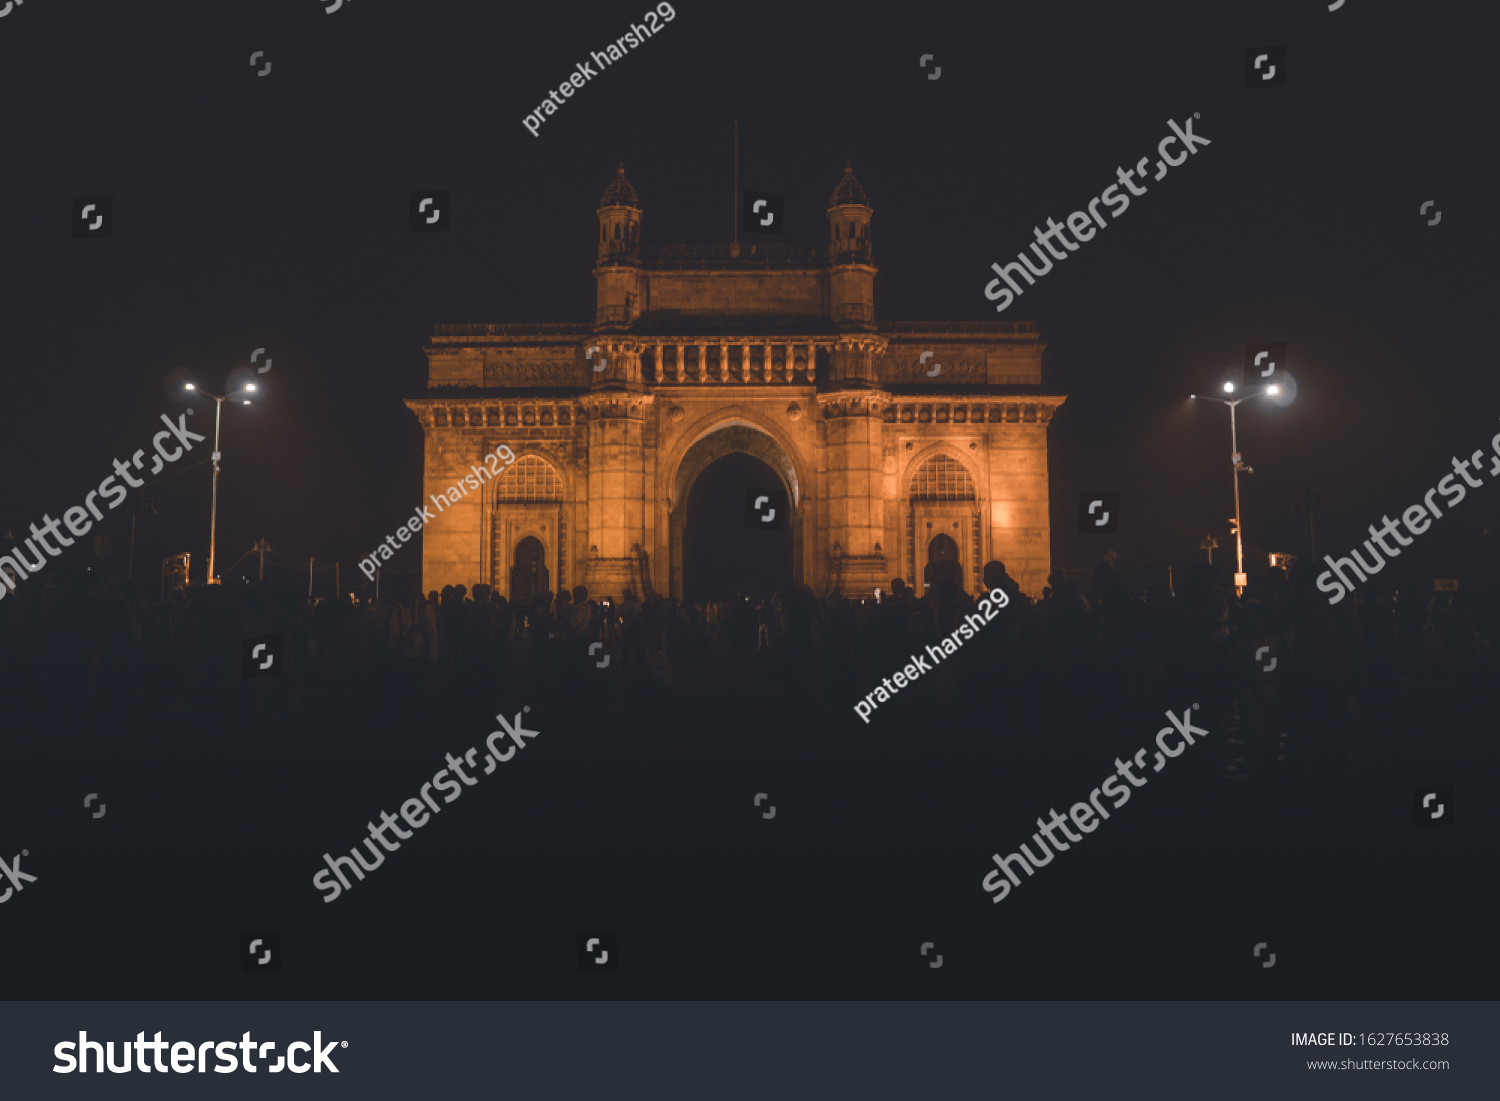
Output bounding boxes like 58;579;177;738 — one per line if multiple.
906;451;982;597
668;421;805;600
511;536;549;605
683;452;794;603
923;532;959;587
490;455;566;600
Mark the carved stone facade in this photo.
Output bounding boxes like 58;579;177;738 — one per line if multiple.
405;163;1066;601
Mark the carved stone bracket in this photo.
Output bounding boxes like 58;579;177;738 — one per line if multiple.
834;335;890;357
580;391;656;421
816;391;892;420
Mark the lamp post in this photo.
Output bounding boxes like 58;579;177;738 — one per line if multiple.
184;379;257;585
1291;489;1323;561
1191;381;1280;595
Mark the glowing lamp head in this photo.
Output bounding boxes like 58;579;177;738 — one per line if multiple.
184;382;196;391
245;383;257;392
1266;384;1281;395
1223;382;1235;393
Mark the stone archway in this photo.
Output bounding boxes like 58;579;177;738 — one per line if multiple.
924;531;959;587
511;535;549;605
902;445;986;597
683;452;794;602
488;451;568;599
668;422;805;600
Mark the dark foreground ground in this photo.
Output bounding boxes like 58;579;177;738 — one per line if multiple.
1;604;1494;1002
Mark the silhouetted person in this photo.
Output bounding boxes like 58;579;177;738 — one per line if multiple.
919;558;971;709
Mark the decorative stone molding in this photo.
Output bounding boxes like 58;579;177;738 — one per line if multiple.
881;399;1063;426
484;359;591;387
668;405;684;422
786;402;802;421
887;356;987;384
580;391;656;421
816;391;892;420
833;335;889;356
582;338;646;361
405;398;586;430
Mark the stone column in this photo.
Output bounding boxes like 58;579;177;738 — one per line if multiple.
986;399;1063;599
675;343;685;383
719;341;729;383
696;342;706;384
762;343;772;383
669;507;685;599
582;388;654;601
815;389;890;597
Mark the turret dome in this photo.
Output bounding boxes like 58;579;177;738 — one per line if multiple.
827;162;869;209
599;163;641;209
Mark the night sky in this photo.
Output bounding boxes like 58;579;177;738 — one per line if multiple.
2;0;1496;594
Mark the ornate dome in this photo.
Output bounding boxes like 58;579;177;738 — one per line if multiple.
827;162;869;209
599;163;641;209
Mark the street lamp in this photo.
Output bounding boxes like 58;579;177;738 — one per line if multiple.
1190;382;1281;595
183;379;258;585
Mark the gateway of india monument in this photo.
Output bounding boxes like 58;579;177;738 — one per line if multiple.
405;163;1065;604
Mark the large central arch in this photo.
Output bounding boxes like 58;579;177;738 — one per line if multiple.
666;417;808;600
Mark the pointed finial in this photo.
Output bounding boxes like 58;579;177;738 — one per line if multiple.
845;160;853;174
617;162;625;174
